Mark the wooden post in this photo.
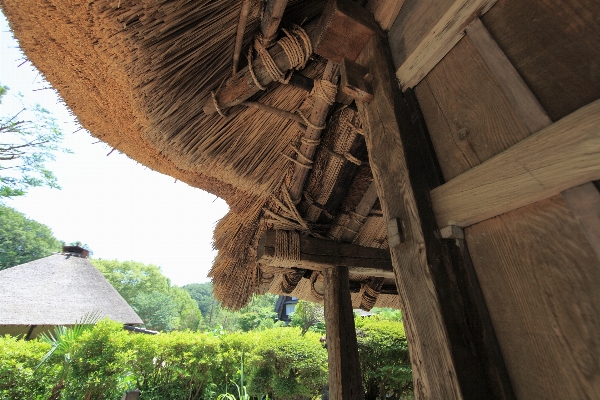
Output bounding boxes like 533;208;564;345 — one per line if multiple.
357;32;515;399
324;266;364;400
261;0;289;48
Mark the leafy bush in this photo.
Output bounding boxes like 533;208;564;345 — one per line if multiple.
246;328;328;399
355;317;413;399
0;335;59;399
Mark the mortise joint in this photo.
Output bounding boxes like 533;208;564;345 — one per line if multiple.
387;217;404;247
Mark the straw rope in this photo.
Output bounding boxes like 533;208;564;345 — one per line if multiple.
310;271;324;301
211;91;227;117
247;47;267;90
272;230;301;267
295;109;326;130
311;79;337;105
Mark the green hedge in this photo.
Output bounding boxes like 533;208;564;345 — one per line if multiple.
1;319;411;399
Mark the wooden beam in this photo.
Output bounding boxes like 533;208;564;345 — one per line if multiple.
324;266;364;400
203;20;316;115
339;181;379;243
288;61;340;202
365;0;406;31
466;18;551;133
358;34;462;400
260;0;289;48
391;0;498;90
465;18;600;264
358;33;514;399
257;230;394;278
431;95;600;228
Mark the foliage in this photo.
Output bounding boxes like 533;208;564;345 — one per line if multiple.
91;259;171;304
370;307;403;322
246;328;328;399
355;316;413;399
289;300;325;335
131;291;179;332
236;294;279;332
0;204;62;270
0;318;411;399
0;335;59;399
92;259;202;332
0;84;70;198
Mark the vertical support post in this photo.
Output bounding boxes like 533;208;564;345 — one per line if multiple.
324;266;364;400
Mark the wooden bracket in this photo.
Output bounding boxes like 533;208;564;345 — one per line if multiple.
439;225;464;240
336;58;374;104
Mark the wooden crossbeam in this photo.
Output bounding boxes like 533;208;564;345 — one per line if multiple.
257;230;394;279
431;93;600;229
390;0;498;90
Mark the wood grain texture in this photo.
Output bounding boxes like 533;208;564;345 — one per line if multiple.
324;266;364;400
260;0;289;47
390;0;498;89
414;36;531;180
561;182;600;262
365;0;406;31
431;99;600;227
466;195;600;399
357;35;463;400
482;0;600;121
466;18;551;133
257;231;395;278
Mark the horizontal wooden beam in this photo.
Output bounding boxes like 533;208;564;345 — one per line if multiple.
431;99;600;228
392;0;498;90
257;230;394;278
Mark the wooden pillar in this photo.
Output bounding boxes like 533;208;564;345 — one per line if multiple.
357;32;515;399
323;266;364;400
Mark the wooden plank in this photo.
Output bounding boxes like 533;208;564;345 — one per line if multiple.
466;195;600;399
360;32;516;400
482;0;600;121
413;36;531;180
466;18;551;133
257;231;395;278
561;182;600;262
431;99;600;228
324;266;364;400
390;0;499;90
358;34;462;400
365;0;406;31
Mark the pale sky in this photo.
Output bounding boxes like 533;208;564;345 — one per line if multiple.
0;13;230;286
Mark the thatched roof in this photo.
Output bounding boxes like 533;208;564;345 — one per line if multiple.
1;0;398;310
0;252;142;325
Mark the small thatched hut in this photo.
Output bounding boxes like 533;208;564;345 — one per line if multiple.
0;246;142;339
2;0;599;398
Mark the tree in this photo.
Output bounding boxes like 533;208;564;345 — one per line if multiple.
290;300;325;335
0;204;62;270
91;259;171;304
0;84;70;198
131;292;179;332
92;259;203;331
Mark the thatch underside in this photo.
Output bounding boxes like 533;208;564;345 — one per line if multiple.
1;0;326;202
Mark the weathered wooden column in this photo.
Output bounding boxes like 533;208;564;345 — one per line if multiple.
323;266;364;400
356;31;515;399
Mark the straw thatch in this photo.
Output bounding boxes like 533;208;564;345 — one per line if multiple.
1;0;326;202
1;0;399;310
0;252;142;326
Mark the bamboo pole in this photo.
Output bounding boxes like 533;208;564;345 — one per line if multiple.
232;0;252;76
288;61;340;202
